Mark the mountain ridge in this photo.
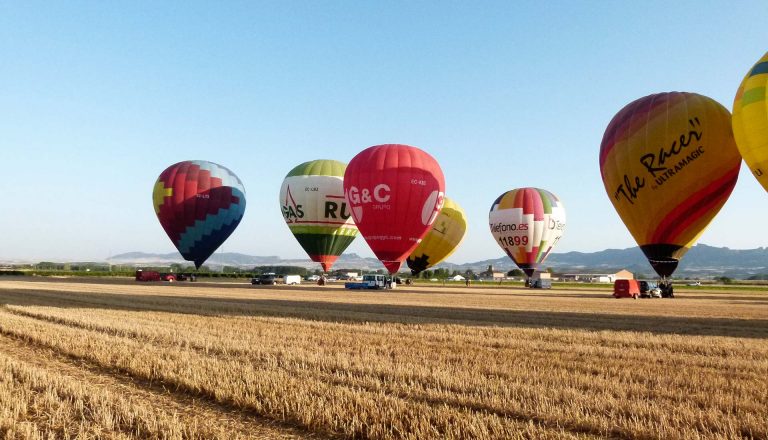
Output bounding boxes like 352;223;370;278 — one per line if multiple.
101;244;768;278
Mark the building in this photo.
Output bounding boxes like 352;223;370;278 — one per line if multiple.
479;265;506;281
560;269;634;283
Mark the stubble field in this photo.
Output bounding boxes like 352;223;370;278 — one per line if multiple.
0;277;766;440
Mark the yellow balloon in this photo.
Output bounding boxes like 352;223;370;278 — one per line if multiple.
733;51;768;190
600;92;741;277
406;197;467;275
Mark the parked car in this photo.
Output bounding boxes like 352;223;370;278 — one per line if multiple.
687;281;701;286
251;273;277;285
639;281;658;298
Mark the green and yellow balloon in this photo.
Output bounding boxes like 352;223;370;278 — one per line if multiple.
279;160;359;271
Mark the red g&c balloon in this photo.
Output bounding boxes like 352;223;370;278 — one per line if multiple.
344;144;445;274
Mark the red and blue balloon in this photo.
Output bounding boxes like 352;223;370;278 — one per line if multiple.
153;160;246;268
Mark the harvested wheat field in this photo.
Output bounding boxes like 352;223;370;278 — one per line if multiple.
0;278;766;439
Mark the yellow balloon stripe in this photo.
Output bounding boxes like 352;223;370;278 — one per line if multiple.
152;180;173;215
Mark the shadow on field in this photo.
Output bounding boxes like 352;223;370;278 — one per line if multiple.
2;283;768;339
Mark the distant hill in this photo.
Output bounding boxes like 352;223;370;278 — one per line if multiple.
106;244;768;279
446;244;768;278
109;252;283;266
451;247;649;274
108;251;383;270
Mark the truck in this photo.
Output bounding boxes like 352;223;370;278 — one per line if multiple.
527;271;551;288
135;270;177;282
344;274;392;290
613;279;640;299
251;273;277;285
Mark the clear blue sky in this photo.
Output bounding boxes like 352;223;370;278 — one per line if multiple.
1;1;767;263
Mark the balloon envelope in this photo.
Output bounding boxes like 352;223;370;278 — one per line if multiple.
153;160;246;269
279;159;358;272
344;144;445;274
600;92;740;277
406;197;467;275
489;188;565;277
733;51;768;192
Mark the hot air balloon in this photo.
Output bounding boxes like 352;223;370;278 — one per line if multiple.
489;188;565;278
733;51;768;191
600;92;740;278
279;159;359;272
153;160;246;269
344;144;445;274
406;197;467;275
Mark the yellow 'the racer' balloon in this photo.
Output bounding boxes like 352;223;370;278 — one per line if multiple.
733;51;768;190
406;197;467;275
599;92;741;277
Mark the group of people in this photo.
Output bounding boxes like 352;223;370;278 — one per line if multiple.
659;279;675;298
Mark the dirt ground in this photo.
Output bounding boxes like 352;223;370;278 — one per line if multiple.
0;277;766;439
